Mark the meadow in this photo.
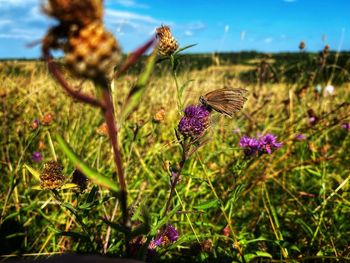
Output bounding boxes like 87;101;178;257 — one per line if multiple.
1;46;350;263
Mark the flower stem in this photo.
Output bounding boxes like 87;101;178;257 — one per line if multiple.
163;143;187;217
100;87;129;227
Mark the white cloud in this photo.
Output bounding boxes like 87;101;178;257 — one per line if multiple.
0;0;37;8
184;30;193;37
105;9;160;24
0;19;11;27
224;25;230;33
264;37;273;43
115;0;149;9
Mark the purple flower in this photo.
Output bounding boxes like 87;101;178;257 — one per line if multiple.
259;133;283;154
149;224;179;250
239;136;261;156
32;151;42;162
178;105;210;138
342;123;350;131
295;134;306;141
163;224;179;242
239;133;282;156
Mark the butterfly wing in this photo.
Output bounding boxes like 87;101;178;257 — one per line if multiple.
203;88;247;117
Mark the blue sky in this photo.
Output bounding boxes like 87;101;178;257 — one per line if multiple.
0;0;349;58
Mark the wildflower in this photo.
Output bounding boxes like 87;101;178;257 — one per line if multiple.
239;136;261;156
31;119;40;130
325;84;334;95
239;133;282;156
32;151;43;163
342;123;350;131
156;25;179;56
307;109;319;125
40;161;65;190
178;105;210;139
295;134;306;141
149;224;179;250
258;133;283;154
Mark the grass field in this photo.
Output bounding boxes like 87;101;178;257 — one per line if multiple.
1;48;350;262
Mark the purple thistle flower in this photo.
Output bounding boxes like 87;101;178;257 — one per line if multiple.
295;134;306;141
32;151;43;162
239;136;261;156
342;123;350;131
178;105;210;138
239;133;282;156
259;133;283;154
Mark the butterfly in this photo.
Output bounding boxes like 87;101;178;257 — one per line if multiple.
199;88;248;117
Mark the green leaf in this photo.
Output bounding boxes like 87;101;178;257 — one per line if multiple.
255;251;272;258
120;49;157;121
174;44;197;55
24;164;40;181
194;199;219;210
60;183;78;190
56;135;119;192
152;204;180;235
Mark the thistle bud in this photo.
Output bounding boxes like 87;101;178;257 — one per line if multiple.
156;25;179;56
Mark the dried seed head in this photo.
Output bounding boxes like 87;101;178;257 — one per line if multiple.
41;113;54;126
156;25;179;56
299;41;306;50
153;108;165;123
72;169;88;191
40;161;65;190
43;0;103;26
64;22;122;79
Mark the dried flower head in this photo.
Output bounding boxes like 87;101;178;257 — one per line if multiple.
156;25;179;56
299;41;306;50
43;0;103;26
41;113;54;126
42;0;122;80
64;22;121;79
153;108;166;123
96;122;109;136
178;105;210;139
40;161;65;190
